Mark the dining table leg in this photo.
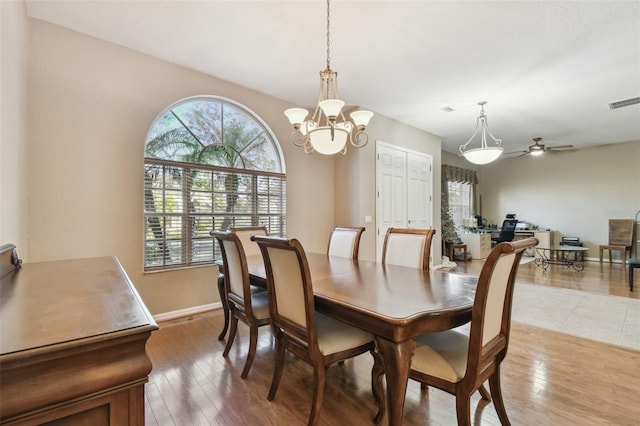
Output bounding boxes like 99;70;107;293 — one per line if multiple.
375;336;415;426
216;273;230;340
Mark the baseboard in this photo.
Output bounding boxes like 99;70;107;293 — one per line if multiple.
153;302;222;323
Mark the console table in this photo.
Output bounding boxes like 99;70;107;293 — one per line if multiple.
534;245;589;271
0;246;157;425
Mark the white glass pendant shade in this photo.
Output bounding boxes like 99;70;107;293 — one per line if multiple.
350;110;374;126
309;127;349;155
318;99;345;117
462;147;504;165
284;108;309;125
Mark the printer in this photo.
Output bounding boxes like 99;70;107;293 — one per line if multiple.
515;222;530;231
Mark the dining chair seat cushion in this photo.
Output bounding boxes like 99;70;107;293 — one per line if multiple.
412;330;469;383
250;292;271;320
316;313;374;355
385;234;427;269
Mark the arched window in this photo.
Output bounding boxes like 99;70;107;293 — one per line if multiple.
144;96;286;271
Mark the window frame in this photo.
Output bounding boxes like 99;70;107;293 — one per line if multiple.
143;96;286;272
446;180;473;230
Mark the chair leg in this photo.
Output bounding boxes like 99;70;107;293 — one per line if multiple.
241;324;259;379
371;349;385;424
217;274;230;340
308;365;326;426
455;393;472;426
489;369;511;426
478;383;491;401
223;315;238;357
267;340;286;401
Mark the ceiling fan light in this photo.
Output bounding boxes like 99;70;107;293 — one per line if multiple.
530;149;544;156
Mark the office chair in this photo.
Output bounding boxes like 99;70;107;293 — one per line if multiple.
491;219;518;246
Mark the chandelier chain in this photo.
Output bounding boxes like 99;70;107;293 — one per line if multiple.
326;0;331;69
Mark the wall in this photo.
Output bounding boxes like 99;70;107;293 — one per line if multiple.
26;19;336;315
335;113;442;262
0;0;29;255
457;141;640;259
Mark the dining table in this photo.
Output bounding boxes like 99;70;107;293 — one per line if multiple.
218;252;478;425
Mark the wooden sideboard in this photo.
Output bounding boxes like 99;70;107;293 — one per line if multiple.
0;246;158;425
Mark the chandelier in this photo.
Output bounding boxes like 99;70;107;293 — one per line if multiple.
458;101;504;165
284;0;373;155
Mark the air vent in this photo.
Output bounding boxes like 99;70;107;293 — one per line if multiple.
440;106;454;112
608;96;640;110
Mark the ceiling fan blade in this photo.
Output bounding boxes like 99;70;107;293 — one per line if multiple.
547;145;574;151
502;150;528;157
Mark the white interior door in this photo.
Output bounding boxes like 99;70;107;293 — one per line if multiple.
376;143;406;261
376;142;433;261
407;152;432;230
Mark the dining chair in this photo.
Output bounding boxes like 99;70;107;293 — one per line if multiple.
215;226;268;340
211;231;271;379
381;228;436;271
251;235;384;426
402;237;538;426
327;226;365;259
598;219;634;266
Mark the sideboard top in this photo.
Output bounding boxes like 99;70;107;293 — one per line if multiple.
1;256;157;356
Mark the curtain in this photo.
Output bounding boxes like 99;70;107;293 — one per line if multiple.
442;165;478;185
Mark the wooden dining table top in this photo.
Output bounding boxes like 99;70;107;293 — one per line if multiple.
245;252;477;342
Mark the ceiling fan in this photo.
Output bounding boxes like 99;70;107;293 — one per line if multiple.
505;137;574;158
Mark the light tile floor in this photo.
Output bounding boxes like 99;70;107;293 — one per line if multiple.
512;282;640;350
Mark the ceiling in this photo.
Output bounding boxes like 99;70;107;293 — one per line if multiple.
25;0;640;158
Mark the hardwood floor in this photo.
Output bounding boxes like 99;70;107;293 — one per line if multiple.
453;257;638;299
144;260;639;425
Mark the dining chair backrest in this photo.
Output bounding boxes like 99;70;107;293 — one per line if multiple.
381;228;436;271
466;237;538;375
327;226;365;259
608;219;634;246
230;226;268;257
211;231;253;313
252;236;319;354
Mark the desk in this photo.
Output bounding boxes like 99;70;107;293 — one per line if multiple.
534;246;589;271
1;256;158;425
239;253;476;425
